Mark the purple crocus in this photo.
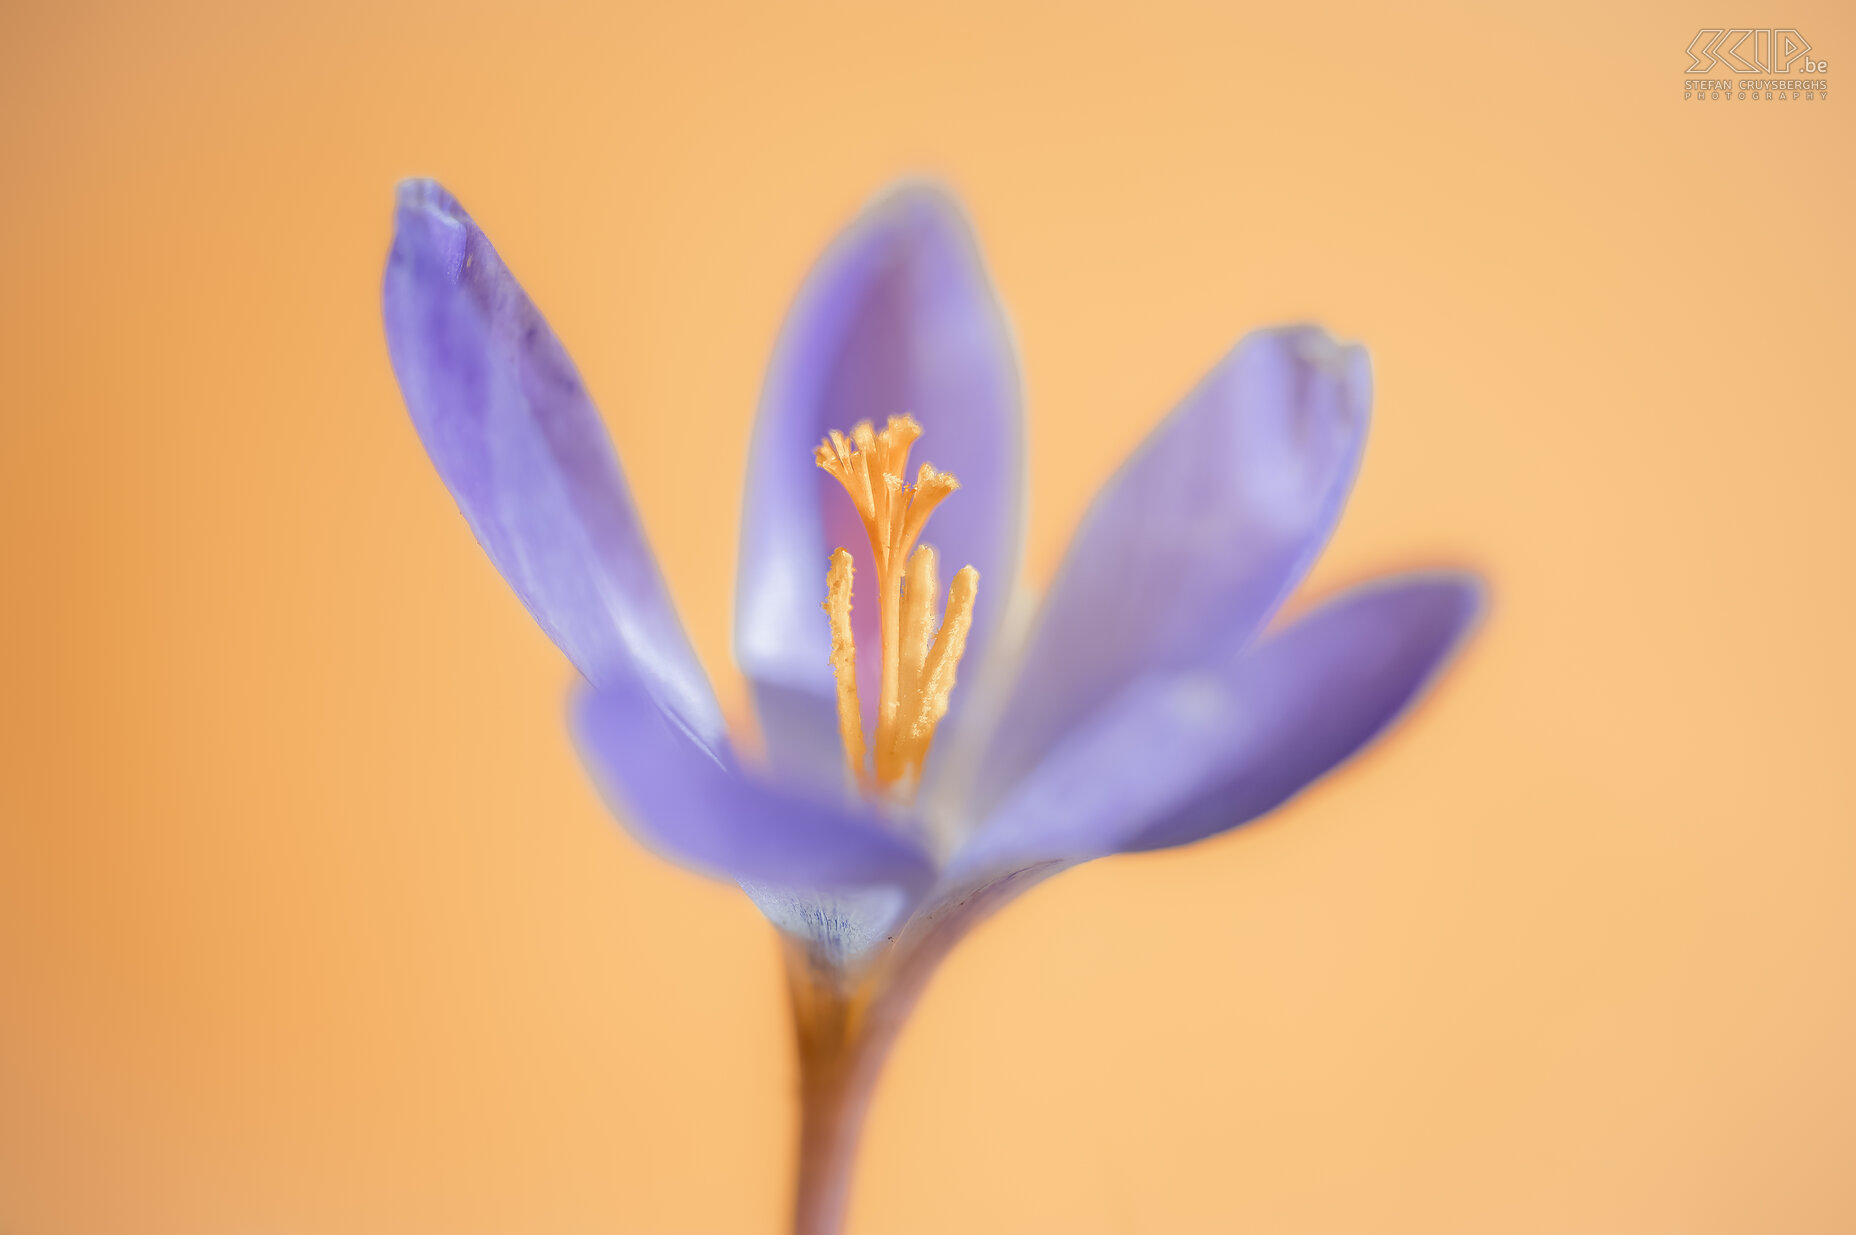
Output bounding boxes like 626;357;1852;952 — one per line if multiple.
383;178;1483;1235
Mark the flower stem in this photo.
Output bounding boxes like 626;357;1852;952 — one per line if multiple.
780;863;1065;1234
786;951;878;1235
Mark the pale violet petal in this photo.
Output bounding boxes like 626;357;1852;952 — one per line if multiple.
955;573;1483;873
572;678;937;902
383;179;722;741
969;326;1369;813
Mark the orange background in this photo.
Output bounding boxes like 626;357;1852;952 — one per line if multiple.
2;1;1852;1230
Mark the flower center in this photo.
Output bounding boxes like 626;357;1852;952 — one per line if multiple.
815;415;979;795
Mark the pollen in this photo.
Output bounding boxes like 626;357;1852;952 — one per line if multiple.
816;415;979;794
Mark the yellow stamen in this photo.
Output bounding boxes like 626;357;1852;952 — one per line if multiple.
821;547;866;791
894;545;939;728
815;416;980;794
904;564;977;773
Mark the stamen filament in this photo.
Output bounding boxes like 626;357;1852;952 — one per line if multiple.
821;548;866;791
894;544;938;736
905;564;978;778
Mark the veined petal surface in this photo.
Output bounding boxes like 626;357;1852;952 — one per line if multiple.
734;185;1023;784
383;179;722;742
970;326;1370;811
956;574;1482;873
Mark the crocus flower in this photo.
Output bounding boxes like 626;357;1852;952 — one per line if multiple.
383;177;1483;1235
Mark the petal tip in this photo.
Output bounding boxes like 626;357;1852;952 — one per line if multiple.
1287;323;1360;371
866;176;969;223
395;176;456;212
853;177;985;261
1418;569;1490;632
1360;570;1490;673
1266;322;1373;398
389;178;470;284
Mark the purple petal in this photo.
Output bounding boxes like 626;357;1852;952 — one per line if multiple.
573;678;937;899
734;184;1023;783
954;573;1483;873
383;179;721;742
970;325;1370;812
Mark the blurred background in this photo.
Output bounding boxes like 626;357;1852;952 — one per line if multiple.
2;1;1851;1230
